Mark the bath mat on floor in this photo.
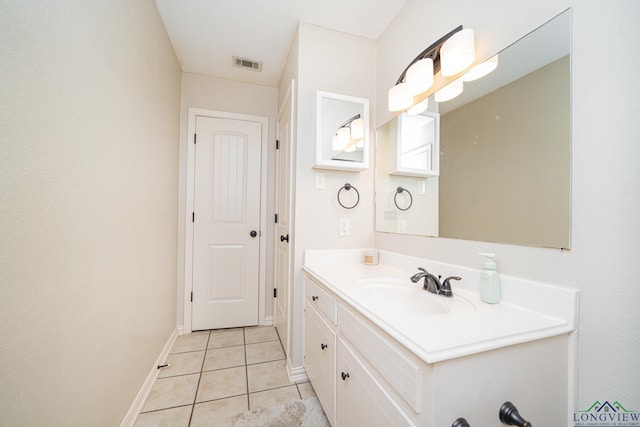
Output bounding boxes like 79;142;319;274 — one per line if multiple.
232;397;330;427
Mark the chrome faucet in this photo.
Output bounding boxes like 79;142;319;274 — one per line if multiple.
410;267;461;298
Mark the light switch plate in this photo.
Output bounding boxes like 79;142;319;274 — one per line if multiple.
417;181;426;195
315;173;325;189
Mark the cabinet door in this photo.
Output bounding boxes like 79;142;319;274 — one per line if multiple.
304;302;336;425
337;339;415;427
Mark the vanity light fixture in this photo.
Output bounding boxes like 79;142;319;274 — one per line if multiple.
387;25;476;112
406;58;434;96
388;25;473;111
332;114;364;153
440;29;476;76
388;83;412;112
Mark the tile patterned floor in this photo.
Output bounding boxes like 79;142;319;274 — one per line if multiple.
134;326;317;427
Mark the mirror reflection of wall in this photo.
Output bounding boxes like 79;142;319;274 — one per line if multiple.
376;117;439;235
375;9;571;248
440;54;570;247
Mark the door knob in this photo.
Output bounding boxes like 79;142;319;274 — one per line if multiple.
280;234;289;242
320;343;328;350
250;230;258;238
341;372;350;381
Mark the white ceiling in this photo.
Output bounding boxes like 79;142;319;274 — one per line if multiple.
155;0;407;87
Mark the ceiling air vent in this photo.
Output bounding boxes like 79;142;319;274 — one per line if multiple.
232;56;263;72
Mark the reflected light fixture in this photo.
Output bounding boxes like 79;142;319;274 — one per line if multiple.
388;25;475;112
461;54;499;82
407;97;429;115
434;78;463;103
332;114;364;153
332;127;350;151
350;117;364;140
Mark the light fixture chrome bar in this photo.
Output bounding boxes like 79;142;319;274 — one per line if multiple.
394;25;463;85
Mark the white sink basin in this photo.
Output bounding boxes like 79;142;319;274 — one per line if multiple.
354;278;475;316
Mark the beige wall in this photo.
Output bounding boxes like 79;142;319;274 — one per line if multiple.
0;1;181;425
284;23;377;369
440;56;570;247
376;0;640;408
177;73;278;326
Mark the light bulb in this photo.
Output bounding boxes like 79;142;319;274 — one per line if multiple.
406;58;434;96
440;28;475;76
388;82;412;112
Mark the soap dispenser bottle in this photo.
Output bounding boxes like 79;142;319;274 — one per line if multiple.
479;253;501;304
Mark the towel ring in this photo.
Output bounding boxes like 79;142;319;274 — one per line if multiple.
337;183;360;209
394;187;413;211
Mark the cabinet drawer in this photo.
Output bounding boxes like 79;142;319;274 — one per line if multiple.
305;276;337;324
339;306;425;413
337;338;415;427
304;302;336;425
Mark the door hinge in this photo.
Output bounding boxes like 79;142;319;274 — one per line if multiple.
273;288;277;298
192;212;195;223
275;139;280;150
194;134;197;144
190;291;193;302
274;213;278;224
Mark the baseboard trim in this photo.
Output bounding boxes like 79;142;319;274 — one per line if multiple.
263;315;273;326
288;360;308;383
120;327;178;427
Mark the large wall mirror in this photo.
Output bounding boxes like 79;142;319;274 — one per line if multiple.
375;9;571;248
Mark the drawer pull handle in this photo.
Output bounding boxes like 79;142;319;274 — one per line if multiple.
320;343;328;350
341;372;350;381
311;295;318;301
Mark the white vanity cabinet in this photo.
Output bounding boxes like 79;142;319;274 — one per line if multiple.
303;273;571;426
305;275;420;427
337;338;416;427
304;277;337;425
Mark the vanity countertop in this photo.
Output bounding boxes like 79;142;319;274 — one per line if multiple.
303;249;578;364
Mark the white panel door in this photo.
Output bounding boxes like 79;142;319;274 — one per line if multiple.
275;81;294;353
192;116;262;330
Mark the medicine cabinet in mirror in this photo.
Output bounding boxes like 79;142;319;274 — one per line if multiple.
390;112;440;177
375;9;571;248
315;91;369;171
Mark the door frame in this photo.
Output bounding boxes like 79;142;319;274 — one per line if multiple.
183;108;269;334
